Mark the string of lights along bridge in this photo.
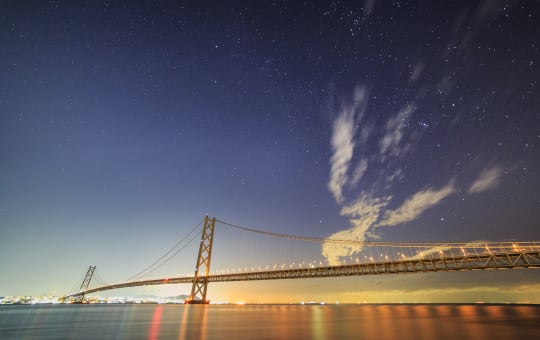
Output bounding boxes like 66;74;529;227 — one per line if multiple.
62;216;540;304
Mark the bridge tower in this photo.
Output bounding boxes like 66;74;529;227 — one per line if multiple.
185;216;216;304
74;265;96;303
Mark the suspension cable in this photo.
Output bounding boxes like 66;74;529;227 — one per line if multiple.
126;218;204;281
67;276;84;294
131;231;201;279
92;269;109;286
216;218;408;245
215;218;536;249
216;218;340;243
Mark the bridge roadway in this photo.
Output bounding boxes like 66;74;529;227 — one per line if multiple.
64;250;540;299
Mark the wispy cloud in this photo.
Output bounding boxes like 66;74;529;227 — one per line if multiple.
379;103;416;159
377;180;456;227
385;168;403;184
409;61;424;84
321;182;457;265
327;85;369;203
323;194;390;265
328;111;356;203
349;158;368;187
468;166;503;194
322;6;515;265
321;225;369;266
324;86;459;265
340;194;392;220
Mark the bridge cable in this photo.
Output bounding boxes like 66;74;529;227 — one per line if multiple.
125;218;204;282
132;230;201;279
216;218;345;243
67;277;84;295
215;219;524;249
92;269;109;286
216;218;402;245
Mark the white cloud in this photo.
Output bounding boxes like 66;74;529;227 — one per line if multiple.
322;225;370;266
379;103;416;158
359;123;373;145
322;181;456;265
379;115;401;155
327;86;369;203
377;180;456;227
322;194;391;265
340;194;391;219
349;158;368;186
328;110;356;203
468;166;503;194
385;168;403;183
323;84;461;266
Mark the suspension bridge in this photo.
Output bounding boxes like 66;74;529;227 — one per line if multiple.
62;216;540;304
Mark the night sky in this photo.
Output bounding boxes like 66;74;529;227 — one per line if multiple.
1;0;539;302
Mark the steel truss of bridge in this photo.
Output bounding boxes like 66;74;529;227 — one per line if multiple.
64;250;540;299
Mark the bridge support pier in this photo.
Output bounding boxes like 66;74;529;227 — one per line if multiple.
185;216;215;304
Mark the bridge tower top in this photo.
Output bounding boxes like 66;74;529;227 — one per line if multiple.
185;216;216;304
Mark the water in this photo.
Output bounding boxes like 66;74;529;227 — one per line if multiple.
1;304;539;339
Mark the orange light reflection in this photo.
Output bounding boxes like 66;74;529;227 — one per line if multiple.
148;305;163;340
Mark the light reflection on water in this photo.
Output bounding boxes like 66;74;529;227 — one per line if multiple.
0;304;539;339
148;305;162;340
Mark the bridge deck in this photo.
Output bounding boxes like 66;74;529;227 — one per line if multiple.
63;250;540;299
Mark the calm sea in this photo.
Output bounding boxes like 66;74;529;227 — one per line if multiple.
0;304;539;339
